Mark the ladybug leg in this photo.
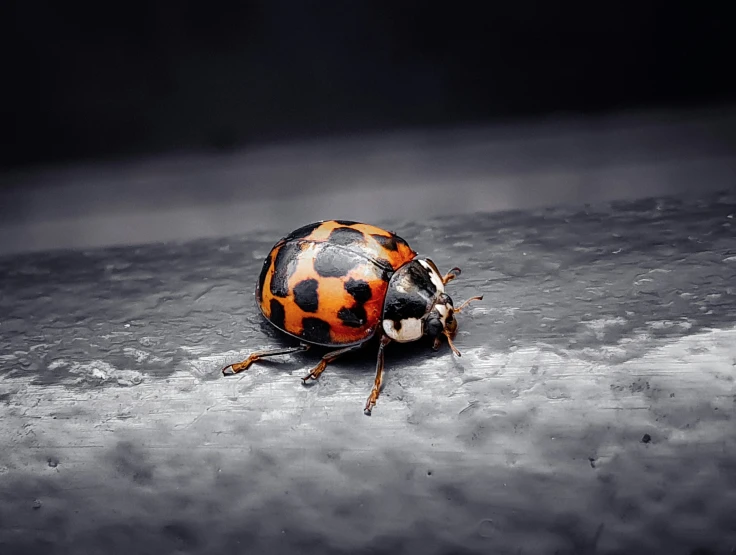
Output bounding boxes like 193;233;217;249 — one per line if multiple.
442;267;462;285
301;344;362;383
364;335;392;416
222;343;310;375
454;295;484;313
443;331;462;357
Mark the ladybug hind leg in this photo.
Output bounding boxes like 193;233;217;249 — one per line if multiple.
302;343;364;383
222;343;310;375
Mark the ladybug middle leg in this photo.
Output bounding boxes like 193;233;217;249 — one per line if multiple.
301;344;363;383
222;343;310;375
364;335;392;416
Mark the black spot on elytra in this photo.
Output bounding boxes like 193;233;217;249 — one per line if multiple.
339;278;372;329
344;278;372;304
284;221;322;242
338;305;367;328
314;244;362;278
270;241;301;297
293;279;319;313
371;233;398;251
257;251;273;303
328;226;366;247
269;299;286;329
301;317;332;344
333;219;358;226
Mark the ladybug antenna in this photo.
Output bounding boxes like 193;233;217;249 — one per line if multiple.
453;295;484;313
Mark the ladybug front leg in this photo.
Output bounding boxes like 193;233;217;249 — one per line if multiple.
222;343;310;375
301;344;363;383
364;335;392;416
442;267;461;285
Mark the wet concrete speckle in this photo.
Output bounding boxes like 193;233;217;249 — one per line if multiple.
478;518;496;538
109;441;155;485
162;522;200;548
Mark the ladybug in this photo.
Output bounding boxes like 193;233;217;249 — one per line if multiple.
222;220;482;415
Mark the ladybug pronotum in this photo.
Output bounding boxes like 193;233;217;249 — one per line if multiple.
222;220;482;415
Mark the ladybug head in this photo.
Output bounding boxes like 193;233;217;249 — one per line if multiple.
382;259;481;355
423;291;456;339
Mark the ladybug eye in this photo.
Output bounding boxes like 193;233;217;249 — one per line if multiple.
425;317;443;339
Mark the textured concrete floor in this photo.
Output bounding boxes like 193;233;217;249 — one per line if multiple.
1;191;735;554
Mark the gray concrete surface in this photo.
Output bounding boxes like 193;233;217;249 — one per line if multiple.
1;190;735;554
1;107;735;256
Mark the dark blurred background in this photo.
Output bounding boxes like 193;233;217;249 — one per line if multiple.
2;1;735;254
5;1;735;169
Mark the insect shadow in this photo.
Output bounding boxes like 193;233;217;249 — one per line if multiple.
237;330;458;387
